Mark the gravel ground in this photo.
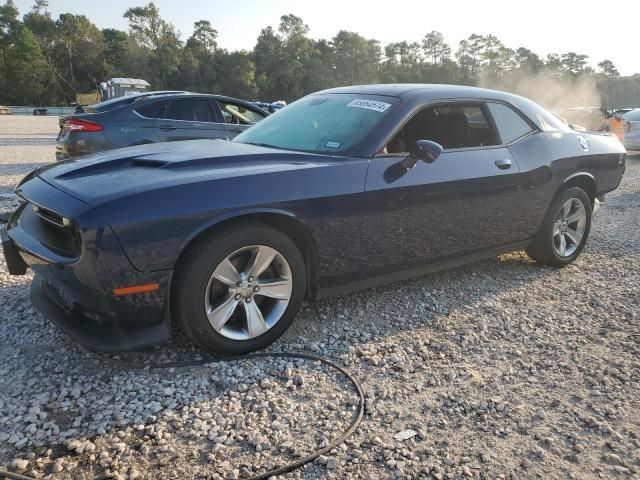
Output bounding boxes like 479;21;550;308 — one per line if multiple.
1;116;639;479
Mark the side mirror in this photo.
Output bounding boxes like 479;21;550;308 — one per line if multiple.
411;139;443;163
384;139;444;184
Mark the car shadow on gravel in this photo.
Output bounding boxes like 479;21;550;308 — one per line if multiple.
283;250;554;354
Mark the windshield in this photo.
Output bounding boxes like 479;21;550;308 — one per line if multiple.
234;93;399;154
623;109;640;121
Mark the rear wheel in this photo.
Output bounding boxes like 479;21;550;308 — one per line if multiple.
526;187;592;267
173;223;306;355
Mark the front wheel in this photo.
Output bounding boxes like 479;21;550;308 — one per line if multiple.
526;187;592;267
172;223;306;355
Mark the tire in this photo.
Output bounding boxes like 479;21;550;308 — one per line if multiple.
526;186;592;267
172;222;306;355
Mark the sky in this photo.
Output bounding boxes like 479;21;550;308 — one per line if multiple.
12;0;639;76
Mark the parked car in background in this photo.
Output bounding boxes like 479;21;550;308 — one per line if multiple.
4;84;626;355
605;108;635;139
250;100;287;113
56;92;268;160
622;109;640;151
33;108;48;116
0;106;11;115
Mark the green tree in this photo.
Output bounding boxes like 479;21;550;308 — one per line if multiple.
53;13;106;95
124;2;181;88
253;25;283;99
422;31;450;65
515;47;544;73
102;29;128;76
455;39;476;82
177;20;219;92
560;52;589;75
253;15;313;101
332;31;380;85
0;1;47;104
597;59;619;77
187;20;217;52
545;53;563;73
214;49;257;99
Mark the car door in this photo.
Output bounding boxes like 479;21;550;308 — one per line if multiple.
153;97;227;142
362;102;528;274
216;99;268;139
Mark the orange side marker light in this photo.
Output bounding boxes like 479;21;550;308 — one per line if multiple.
113;283;160;296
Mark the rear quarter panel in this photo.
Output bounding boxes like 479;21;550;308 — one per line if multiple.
508;130;625;228
101;108;160;147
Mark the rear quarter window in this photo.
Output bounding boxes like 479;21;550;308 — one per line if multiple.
487;103;535;144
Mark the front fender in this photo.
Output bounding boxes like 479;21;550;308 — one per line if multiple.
175;206;313;256
99;158;369;272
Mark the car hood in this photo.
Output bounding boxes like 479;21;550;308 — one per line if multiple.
36;140;342;204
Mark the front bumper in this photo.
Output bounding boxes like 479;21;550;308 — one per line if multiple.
1;227;28;275
30;276;171;351
3;178;173;351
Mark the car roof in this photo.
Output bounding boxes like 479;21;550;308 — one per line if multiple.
316;83;516;101
136;92;261;105
85;91;267;115
132;92;269;114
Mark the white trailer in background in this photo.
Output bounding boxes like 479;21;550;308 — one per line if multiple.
99;78;151;101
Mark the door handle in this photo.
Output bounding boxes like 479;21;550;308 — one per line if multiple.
159;125;176;131
495;158;512;170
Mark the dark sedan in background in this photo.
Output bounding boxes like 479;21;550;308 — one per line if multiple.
4;84;626;356
56;92;268;160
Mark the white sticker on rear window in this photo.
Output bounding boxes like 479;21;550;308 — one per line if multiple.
346;99;392;113
325;141;341;149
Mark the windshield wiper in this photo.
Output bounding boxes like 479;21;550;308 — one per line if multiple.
242;141;277;149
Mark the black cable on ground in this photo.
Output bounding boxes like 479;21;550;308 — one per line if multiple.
0;351;365;480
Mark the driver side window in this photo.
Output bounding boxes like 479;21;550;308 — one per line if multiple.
381;103;499;154
217;101;266;125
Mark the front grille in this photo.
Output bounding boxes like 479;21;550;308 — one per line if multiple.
21;203;81;258
32;204;68;228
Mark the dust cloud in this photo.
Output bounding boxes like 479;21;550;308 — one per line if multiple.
479;69;603;128
479;69;601;109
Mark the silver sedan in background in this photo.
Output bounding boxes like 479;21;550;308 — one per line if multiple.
622;109;640;151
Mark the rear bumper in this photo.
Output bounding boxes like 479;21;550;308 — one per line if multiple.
623;136;640;151
56;132;114;160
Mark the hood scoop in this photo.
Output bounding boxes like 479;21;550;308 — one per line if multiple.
53;156;168;180
130;158;169;168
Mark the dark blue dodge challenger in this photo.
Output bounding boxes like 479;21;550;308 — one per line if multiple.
2;84;626;354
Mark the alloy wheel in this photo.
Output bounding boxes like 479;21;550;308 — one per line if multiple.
204;245;292;341
553;198;587;257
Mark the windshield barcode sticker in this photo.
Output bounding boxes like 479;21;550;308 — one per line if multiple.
346;99;391;113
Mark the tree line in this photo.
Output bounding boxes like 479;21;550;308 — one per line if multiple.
1;0;639;107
